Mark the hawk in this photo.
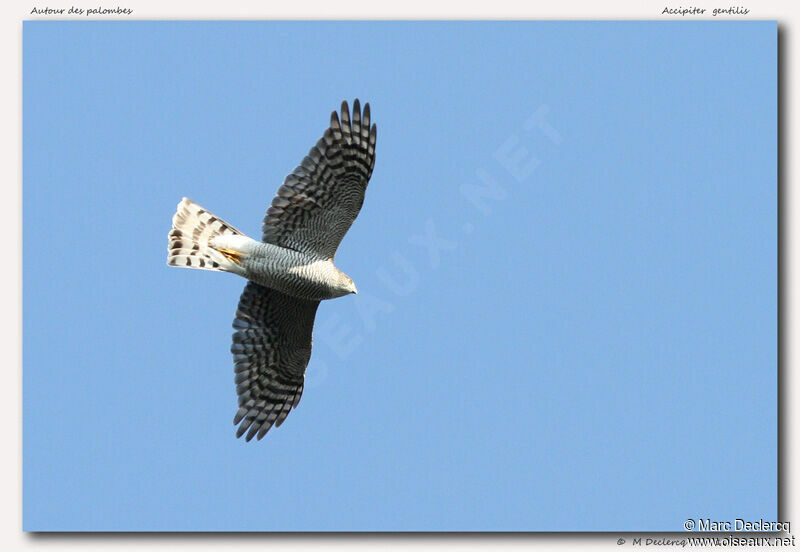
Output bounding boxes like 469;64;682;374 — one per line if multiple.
166;100;377;441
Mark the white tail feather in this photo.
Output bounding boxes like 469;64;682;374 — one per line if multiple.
167;198;248;274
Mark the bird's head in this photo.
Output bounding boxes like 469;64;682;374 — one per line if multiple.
345;275;358;295
334;270;358;296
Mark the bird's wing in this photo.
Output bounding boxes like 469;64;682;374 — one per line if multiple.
231;281;320;441
262;99;377;259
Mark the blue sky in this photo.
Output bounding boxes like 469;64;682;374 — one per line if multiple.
23;21;776;531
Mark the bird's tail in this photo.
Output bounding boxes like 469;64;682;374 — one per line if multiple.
167;197;248;274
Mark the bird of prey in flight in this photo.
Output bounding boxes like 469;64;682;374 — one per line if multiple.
167;100;377;441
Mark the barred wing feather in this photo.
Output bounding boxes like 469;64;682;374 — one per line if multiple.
231;282;320;441
262;99;377;259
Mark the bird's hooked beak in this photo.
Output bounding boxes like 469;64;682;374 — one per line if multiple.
352;285;358;295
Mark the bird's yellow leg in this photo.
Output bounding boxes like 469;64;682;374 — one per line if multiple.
216;248;243;265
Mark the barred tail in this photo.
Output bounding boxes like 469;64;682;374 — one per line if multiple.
167;198;247;273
